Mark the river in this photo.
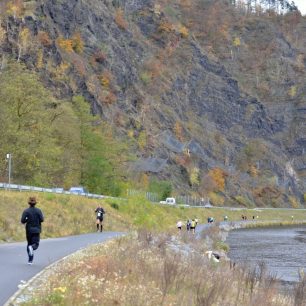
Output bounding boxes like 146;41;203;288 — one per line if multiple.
226;226;306;285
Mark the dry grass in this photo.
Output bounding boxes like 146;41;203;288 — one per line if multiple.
18;230;303;306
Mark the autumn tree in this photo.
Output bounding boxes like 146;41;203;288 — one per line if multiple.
173;121;184;142
189;167;200;187
0;23;6;69
207;168;227;191
6;0;24;20
0;62;62;185
72;96;129;196
72;32;84;54
17;28;32;62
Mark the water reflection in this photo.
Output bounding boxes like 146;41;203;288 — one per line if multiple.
226;226;306;283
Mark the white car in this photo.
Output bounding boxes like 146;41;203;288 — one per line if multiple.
160;197;176;205
69;186;88;194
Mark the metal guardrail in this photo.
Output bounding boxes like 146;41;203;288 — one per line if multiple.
2;182;304;210
0;182;105;199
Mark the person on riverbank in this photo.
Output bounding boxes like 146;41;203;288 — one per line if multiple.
95;206;105;232
186;219;191;231
176;220;183;231
190;219;196;234
208;217;214;223
21;196;44;265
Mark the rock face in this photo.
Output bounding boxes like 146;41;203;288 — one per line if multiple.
2;0;305;206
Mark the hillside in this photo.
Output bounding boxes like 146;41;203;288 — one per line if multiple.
0;0;305;207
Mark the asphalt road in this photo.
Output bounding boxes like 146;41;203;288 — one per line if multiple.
0;232;124;306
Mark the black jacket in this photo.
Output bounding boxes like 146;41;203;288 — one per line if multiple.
95;207;105;218
21;206;44;234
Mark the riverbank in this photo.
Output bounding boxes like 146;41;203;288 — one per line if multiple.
2;191;306;305
10;225;306;306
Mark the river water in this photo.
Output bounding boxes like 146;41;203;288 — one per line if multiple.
226;226;306;284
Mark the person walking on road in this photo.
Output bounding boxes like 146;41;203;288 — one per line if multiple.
186;219;191;231
190;219;196;234
21;196;44;265
176;220;183;231
95;206;105;232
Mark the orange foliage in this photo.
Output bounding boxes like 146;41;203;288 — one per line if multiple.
248;165;258;177
104;91;117;105
6;0;24;18
208;168;227;191
98;70;113;88
115;8;128;30
178;25;189;38
141;173;149;189
158;21;174;33
72;56;86;76
36;49;43;69
180;0;192;8
57;37;73;53
174;121;184;142
174;154;191;168
37;31;52;47
145;59;162;79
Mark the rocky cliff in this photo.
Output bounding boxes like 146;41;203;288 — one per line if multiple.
1;0;305;207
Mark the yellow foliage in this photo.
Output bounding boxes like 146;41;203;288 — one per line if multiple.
20;28;30;45
99;71;113;88
158;21;174;33
127;130;134;138
295;54;305;72
289;196;299;209
36;49;43;69
249;165;258;177
178;25;189;38
72;32;84;54
0;26;6;45
173;121;184;142
234;195;251;207
141;173;149;189
233;37;241;47
138;131;147;150
190;167;200;187
208;192;224;206
208;168;226;191
100;76;110;87
57;37;74;53
153;4;161;16
288;85;297;98
6;1;24;18
54;62;70;80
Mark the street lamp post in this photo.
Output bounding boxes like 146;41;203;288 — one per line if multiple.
6;153;11;189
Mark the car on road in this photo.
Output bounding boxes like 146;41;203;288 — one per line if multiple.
69;186;88;194
159;197;176;205
204;203;213;208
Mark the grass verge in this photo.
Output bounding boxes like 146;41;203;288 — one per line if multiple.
1;190;306;242
16;230;305;306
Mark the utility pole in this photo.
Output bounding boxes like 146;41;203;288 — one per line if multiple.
6;153;11;189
